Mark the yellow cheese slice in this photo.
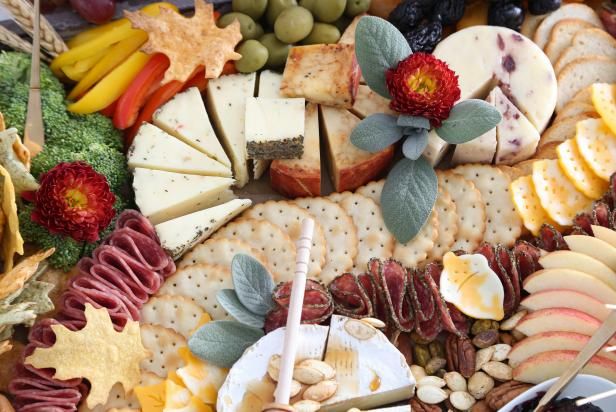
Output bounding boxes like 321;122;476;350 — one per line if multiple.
556;138;608;199
134;381;166;412
165;380;190;409
510;175;559;236
532;159;593;226
575;118;616;181
592;83;616;135
176;347;226;405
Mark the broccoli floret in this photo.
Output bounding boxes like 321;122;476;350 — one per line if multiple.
69;112;123;152
0;51;65;96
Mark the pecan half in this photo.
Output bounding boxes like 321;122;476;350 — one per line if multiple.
446;334;459;371
471;400;494;412
410;398;441;412
446;334;476;378
485;380;533;410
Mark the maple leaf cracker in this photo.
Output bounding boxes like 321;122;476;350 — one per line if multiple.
25;304;150;409
125;0;242;84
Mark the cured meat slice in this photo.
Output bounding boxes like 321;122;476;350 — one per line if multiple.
496;246;521;311
476;243;516;317
329;273;373;318
611;209;616;230
410;269;441;341
367;259;391;325
592;201;611;228
423;263;466;336
573;213;593;234
475;243;496;267
512;241;542;281
446;303;470;335
375;259;413;332
536;224;567;251
114;209;160;242
407;268;435;322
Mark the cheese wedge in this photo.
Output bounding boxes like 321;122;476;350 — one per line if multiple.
206;73;256;187
128;123;232;177
153;87;231;168
556;138;608;199
321;105;394;192
133;168;235;225
155;198;251;259
575;118;616;181
252;70;283;179
424;130;449;166
492;86;540;165
351;85;394;119
270;102;321;197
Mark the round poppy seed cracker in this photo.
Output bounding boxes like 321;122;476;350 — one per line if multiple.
140;295;206;338
453;164;522;247
427;189;458;262
157;263;232;320
437;171;486;253
242;201;326;279
140;324;186;378
211;219;296;281
80;372;162;412
355;180;384;204
178;238;270;271
339;193;394;271
393;209;438;268
328;191;353;204
294;197;358;284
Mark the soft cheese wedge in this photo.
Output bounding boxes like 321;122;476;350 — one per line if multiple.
155;198;251;259
270;102;321;197
321;106;394;192
128;123;231;177
252;70;283;179
351;85;394;119
206;73;256;187
153;87;231;168
133;168;235;225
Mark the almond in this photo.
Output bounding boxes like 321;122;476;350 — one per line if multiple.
293;365;325;385
491;344;511;362
417;376;447;388
302;380;338;402
267;354;281;382
475;347;495;372
360;317;386;328
296;359;336;380
417;385;448;404
450;390;476;410
482;361;512;381
444;371;467;392
500;310;527;330
344;318;377;340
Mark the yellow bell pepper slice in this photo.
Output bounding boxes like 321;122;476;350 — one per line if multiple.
67;32;147;100
61;48;109;81
66;2;178;48
68;52;151;114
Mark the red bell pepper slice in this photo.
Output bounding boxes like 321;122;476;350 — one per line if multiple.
113;53;170;130
99;100;118;118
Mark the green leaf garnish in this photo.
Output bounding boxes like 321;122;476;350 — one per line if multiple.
217;289;265;329
402;130;429;160
188;321;264;368
351;114;403;153
231;254;275;316
397;115;430;129
355;16;412;99
381;157;438;243
436;99;502;144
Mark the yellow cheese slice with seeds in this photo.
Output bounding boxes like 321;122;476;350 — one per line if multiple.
575;118;616;181
592;83;616;135
556;138;608;199
532;159;593;226
511;175;559;236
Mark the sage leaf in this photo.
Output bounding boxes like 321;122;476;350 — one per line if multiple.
402;130;429;160
189;321;264;368
217;289;265;329
436;99;502;144
351;114;403;153
397;115;430;130
232;254;275;316
381;157;438;243
355;16;412;99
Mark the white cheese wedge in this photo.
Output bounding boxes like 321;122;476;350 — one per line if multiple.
351;85;395;119
206;73;256;187
155;198;251;259
452;89;498;165
153;87;231;169
321;316;415;412
492;86;540;165
217;325;329;411
424;130;450;166
128;123;231;177
245;97;305;159
252;71;284;179
133;168;234;225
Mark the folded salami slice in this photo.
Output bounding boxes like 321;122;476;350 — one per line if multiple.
329;273;373;318
573;213;593;234
476;243;516;317
512;241;542;281
375;259;414;332
423;263;466;337
367;259;391;326
536;224;567;252
593;201;611;228
409;269;441;342
496;245;521;311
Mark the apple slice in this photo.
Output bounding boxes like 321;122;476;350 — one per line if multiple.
538;251;616;291
564;235;616;271
509;332;616;368
523;269;616;303
514;308;616;345
592;225;616;248
513;350;616;384
520;289;611;321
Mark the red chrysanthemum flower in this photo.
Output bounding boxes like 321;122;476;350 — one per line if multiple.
386;52;460;127
24;162;116;243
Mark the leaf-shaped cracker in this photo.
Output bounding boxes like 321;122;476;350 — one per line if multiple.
125;0;242;84
25;304;150;409
0;165;23;272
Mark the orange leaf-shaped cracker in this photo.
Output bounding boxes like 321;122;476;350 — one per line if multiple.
125;0;242;84
25;304;150;409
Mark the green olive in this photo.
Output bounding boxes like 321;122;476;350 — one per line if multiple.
235;40;269;73
298;0;316;12
301;22;340;44
312;0;346;23
232;0;268;20
266;0;297;26
254;23;265;39
274;6;314;43
345;0;370;17
218;12;261;40
260;33;292;68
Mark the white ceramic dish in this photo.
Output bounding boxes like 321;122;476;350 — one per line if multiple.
500;375;616;411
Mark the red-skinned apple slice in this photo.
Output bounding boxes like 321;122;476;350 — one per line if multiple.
513;350;616;384
564;235;616;271
509;332;616;368
592;225;616;248
520;289;611;321
515;308;616;345
523;269;616;303
538;251;616;291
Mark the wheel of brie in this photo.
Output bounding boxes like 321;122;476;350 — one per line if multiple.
216;315;415;412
